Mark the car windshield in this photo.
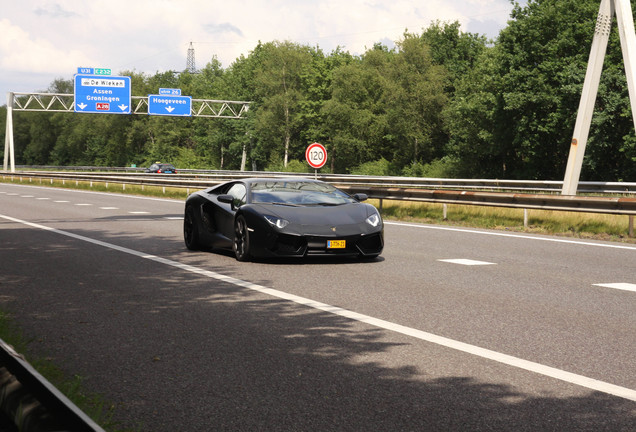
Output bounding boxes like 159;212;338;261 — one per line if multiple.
250;181;356;206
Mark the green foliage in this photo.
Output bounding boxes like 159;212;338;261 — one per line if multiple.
351;158;391;176
5;3;636;181
402;157;461;178
446;0;636;181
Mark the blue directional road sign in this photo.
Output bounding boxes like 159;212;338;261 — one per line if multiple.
74;74;131;114
148;94;192;117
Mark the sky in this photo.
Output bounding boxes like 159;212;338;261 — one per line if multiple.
1;0;523;102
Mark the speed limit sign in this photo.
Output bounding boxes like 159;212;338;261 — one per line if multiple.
305;142;327;169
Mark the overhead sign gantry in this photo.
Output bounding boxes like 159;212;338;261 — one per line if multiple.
3;69;250;172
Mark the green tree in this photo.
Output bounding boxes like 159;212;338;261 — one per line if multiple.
447;0;636;181
253;41;313;168
386;33;448;170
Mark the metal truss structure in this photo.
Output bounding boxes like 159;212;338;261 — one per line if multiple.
3;92;250;171
562;0;636;195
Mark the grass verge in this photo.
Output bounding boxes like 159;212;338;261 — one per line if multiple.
0;309;124;431
374;199;635;243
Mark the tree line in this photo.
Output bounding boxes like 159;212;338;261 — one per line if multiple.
1;0;635;181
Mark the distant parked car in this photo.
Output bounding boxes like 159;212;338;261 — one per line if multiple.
145;163;177;174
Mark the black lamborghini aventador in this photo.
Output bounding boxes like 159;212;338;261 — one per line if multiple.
183;178;384;261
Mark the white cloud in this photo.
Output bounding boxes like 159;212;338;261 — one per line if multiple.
0;0;517;99
0;18;97;73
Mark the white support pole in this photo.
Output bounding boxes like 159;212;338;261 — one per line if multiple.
562;0;614;196
4;92;16;173
614;0;636;132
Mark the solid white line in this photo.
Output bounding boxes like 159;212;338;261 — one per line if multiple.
2;212;635;402
385;221;636;251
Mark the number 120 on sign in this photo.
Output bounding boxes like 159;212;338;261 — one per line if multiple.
305;142;327;169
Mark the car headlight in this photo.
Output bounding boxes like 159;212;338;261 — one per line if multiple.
365;213;381;227
263;214;290;229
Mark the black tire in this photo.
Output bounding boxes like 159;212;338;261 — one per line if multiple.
233;215;252;261
184;205;201;250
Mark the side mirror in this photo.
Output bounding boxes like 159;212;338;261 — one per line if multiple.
218;194;234;205
353;193;368;202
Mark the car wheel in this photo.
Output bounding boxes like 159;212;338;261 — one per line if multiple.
184;205;201;250
233;215;252;261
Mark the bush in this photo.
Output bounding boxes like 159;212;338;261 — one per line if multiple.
351;158;391;176
402;157;461;178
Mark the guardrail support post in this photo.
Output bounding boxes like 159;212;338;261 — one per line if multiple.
524;209;529;229
630;215;634;237
443;204;448;220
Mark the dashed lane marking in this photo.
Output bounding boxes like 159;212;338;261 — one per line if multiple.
593;283;636;293
438;258;496;266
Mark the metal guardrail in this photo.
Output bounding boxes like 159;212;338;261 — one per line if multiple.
0;339;104;431
2;169;635;239
3;170;636;216
10;166;636;194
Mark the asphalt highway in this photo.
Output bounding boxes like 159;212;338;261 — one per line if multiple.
1;182;635;431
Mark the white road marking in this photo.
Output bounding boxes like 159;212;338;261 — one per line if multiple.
75;203;92;206
36;198;50;200
53;200;69;203
438;258;496;266
20;195;34;198
593;283;636;293
0;183;180;204
164;217;182;220
2;212;636;403
100;207;119;210
385;221;636;251
129;211;150;214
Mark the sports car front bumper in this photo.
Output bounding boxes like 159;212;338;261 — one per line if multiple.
254;230;384;258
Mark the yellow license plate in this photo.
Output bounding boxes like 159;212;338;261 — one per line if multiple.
327;240;346;249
